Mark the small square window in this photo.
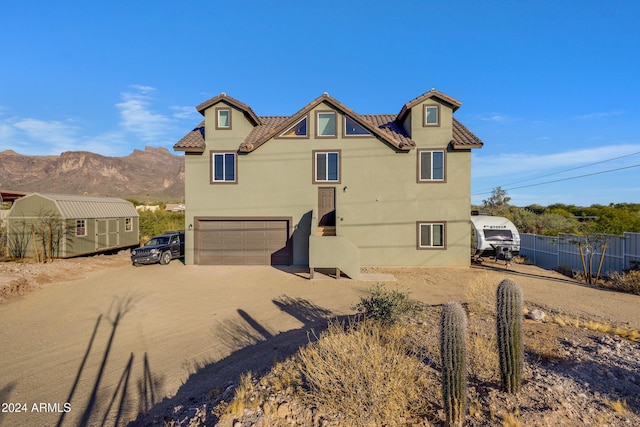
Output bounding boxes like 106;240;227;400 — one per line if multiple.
344;116;371;136
76;219;86;237
418;149;445;182
125;217;133;232
211;152;237;183
317;111;337;137
424;105;439;126
418;222;445;248
313;151;340;183
216;107;231;129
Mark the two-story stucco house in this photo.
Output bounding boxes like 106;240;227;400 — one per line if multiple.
174;89;483;278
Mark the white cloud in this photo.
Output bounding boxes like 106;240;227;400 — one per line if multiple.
171;105;198;120
473;112;513;123
130;84;156;93
0;85;194;156
473;144;640;179
11;118;80;153
572;111;624;120
116;86;172;142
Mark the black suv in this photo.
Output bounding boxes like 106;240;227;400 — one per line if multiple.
131;231;185;266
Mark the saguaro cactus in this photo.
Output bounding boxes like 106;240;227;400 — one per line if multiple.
440;301;468;427
496;278;524;393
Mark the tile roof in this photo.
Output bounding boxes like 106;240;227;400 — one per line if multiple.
173;91;483;153
238;93;412;152
175;121;205;152
396;88;462;123
452;118;484;149
361;114;415;149
196;93;261;126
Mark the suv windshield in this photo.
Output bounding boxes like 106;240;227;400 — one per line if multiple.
145;237;170;246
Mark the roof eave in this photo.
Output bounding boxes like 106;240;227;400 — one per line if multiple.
450;142;484;150
173;146;205;154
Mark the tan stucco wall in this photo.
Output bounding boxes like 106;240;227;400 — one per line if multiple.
183;99;473;267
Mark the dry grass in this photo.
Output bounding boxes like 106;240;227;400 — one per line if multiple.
297;319;436;427
606;270;640;295
502;411;523;427
464;272;497;315
525;325;564;363
468;322;500;382
605;398;628;414
549;314;640;342
227;371;256;415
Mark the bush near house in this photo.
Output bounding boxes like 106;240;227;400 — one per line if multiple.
138;209;184;243
605;270;640;295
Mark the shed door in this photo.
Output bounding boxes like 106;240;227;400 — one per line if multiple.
96;219;108;250
196;219;290;265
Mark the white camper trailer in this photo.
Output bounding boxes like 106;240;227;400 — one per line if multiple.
470;212;520;258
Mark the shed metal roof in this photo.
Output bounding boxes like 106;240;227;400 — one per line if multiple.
32;193;139;219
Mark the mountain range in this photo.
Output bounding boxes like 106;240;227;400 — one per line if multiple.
0;147;184;202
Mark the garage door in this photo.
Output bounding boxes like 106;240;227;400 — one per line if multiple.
196;219;290;265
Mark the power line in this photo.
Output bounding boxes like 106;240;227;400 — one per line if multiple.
473;163;640;195
474;151;640;194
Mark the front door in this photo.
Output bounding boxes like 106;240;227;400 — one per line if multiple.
318;187;336;226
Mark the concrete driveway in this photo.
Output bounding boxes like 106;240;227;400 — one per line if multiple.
1;260;639;426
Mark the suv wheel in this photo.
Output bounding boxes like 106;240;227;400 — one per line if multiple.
160;251;172;265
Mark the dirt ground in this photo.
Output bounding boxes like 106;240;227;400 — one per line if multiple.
0;253;639;426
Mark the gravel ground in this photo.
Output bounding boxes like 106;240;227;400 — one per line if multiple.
0;254;639;426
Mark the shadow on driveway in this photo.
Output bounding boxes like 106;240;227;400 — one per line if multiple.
126;295;342;426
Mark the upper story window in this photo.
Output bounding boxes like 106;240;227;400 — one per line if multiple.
417;222;446;249
317;111;337;137
125;217;133;232
211;151;237;183
344;116;371;136
418;149;445;182
423;105;440;126
76;219;86;237
216;107;231;129
280;116;308;137
313;150;341;183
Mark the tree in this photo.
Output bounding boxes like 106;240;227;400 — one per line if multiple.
482;186;511;216
33;208;65;262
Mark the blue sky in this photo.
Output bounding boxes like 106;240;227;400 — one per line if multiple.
1;1;639;207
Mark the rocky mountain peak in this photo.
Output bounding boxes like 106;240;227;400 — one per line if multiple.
0;147;184;201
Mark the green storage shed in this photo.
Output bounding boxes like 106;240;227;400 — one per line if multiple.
7;193;139;258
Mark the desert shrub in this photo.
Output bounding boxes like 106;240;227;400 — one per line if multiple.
352;284;423;325
607;270;640;295
298;319;434;426
468;323;500;382
464;272;497;315
138;209;184;242
556;264;574;278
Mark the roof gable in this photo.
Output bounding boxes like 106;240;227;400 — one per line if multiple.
239;93;414;153
196;93;261;126
396;88;462;123
173;90;482;154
